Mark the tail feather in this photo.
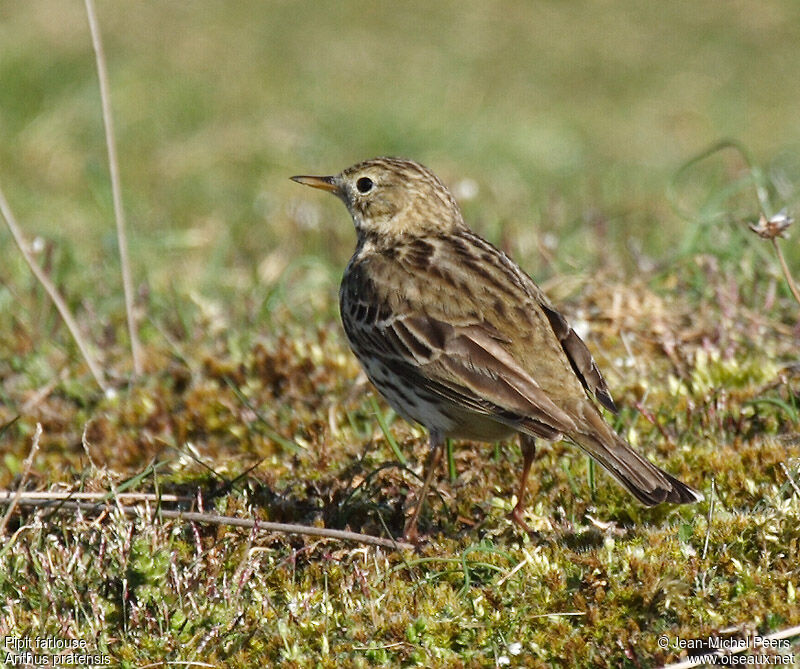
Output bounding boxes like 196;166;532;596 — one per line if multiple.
569;408;703;506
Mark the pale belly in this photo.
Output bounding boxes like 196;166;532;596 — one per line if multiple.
360;355;517;442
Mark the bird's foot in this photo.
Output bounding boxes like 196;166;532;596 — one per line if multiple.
403;524;420;544
508;504;533;533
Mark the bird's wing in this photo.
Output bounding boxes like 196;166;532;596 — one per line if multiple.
454;230;617;414
359;308;580;439
431;229;617;414
538;303;618;413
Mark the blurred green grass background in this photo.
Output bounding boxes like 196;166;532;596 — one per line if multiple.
2;0;799;316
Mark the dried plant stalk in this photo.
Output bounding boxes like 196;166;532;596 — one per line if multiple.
749;211;800;307
85;0;143;376
0;186;109;392
772;238;800;306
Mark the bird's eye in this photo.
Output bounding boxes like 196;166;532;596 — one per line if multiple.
356;177;374;194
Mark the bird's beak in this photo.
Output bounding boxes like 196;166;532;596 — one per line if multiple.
290;174;340;194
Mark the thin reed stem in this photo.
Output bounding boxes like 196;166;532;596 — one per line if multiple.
85;0;143;376
0;185;109;392
0;423;41;537
772;238;800;306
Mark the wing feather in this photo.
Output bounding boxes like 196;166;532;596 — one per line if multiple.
540;304;618;413
366;311;579;437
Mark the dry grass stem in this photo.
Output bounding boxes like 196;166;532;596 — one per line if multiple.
0;185;109;392
780;462;800;498
702;479;715;561
773;238;800;306
84;0;143;376
749;211;800;307
0;423;42;537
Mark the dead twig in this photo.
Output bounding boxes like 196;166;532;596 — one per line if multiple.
0;491;191;503
0;495;414;551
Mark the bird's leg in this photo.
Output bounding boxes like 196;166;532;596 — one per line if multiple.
404;431;444;542
509;435;536;532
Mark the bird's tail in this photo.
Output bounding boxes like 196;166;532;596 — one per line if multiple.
570;407;703;506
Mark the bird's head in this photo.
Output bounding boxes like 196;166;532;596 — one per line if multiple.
292;157;465;243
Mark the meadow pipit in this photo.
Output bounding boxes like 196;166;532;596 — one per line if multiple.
292;157;703;541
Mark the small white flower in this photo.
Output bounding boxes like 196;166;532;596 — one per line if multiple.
749;209;793;239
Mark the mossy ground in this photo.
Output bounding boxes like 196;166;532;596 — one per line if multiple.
1;2;800;667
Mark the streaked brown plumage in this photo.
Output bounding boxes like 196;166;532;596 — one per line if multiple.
292;157;703;541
